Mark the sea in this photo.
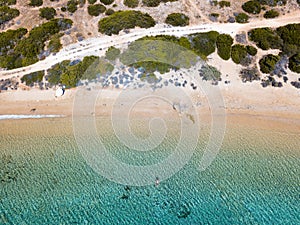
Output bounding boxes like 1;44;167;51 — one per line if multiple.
0;116;299;224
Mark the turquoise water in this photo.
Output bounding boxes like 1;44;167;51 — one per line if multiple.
0;118;299;224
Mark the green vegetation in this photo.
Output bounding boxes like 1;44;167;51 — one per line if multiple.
0;0;16;6
165;13;189;27
29;0;43;6
67;0;78;13
288;53;300;73
142;0;177;7
88;0;97;4
218;1;230;8
105;8;115;15
0;6;19;25
246;45;257;56
216;34;233;60
88;4;106;16
47;56;114;86
242;1;261;14
105;46;121;61
39;7;56;20
124;0;139;8
120;35;198;74
231;44;248;64
235;13;249;23
21;71;44;86
100;0;114;5
259;54;280;73
263;9;279;18
209;13;219;18
189;31;219;58
98;10;155;35
248;27;282;50
0;18;72;69
48;33;63;53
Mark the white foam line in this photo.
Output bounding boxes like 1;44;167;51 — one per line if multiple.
0;115;65;120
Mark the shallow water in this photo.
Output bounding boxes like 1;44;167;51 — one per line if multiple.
0;117;299;224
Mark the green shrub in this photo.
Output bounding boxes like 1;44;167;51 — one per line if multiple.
39;7;56;20
235;13;249;23
246;45;257;56
263;9;279;18
29;0;43;6
48;34;62;52
242;1;261;14
218;1;230;7
88;0;97;4
210;13;219;18
105;8;115;15
0;0;16;6
105;46;120;61
88;4;106;16
259;54;280;73
67;0;78;13
124;0;139;8
231;44;248;64
165;13;189;27
100;0;114;5
248;27;282;50
142;0;177;7
189;31;219;58
98;10;155;35
21;71;44;86
216;34;233;60
257;0;286;6
288;53;300;73
0;6;19;25
61;7;67;12
199;65;221;82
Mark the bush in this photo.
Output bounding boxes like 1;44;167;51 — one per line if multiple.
218;1;230;7
88;0;97;4
98;10;155;35
235;13;249;23
88;4;106;16
216;34;233;60
190;31;219;58
105;8;115;15
21;71;44;86
263;9;279;18
257;0;286;6
259;54;280;73
242;1;261;14
0;6;19;25
165;13;189;27
48;33;62;52
0;0;16;6
39;7;56;20
100;0;114;5
231;44;248;64
199;65;221;83
246;45;257;56
124;0;139;8
248;27;282;50
288;53;300;73
105;46;120;61
29;0;43;6
142;0;177;7
67;0;78;13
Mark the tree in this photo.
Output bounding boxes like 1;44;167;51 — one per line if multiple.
264;9;279;18
105;46;120;61
100;0;114;5
216;34;233;60
190;31;219;58
288;53;300;73
259;54;280;73
88;4;106;16
231;44;248;64
242;1;261;14
29;0;43;6
124;0;139;8
165;13;189;27
0;6;19;25
39;7;56;20
235;13;249;23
